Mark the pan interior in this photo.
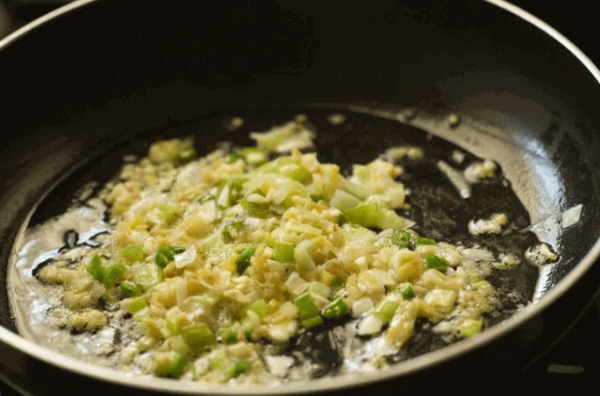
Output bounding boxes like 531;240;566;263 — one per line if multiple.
7;106;543;384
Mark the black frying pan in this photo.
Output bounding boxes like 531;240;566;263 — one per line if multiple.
1;1;600;395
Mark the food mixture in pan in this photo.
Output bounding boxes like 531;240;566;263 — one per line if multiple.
20;114;550;384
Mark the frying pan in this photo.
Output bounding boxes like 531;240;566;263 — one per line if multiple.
1;0;600;394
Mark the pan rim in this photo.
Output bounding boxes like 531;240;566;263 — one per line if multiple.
1;0;600;393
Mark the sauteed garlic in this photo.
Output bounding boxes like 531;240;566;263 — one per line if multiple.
37;116;511;383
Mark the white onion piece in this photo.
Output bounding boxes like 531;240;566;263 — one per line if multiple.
352;297;374;318
174;247;197;268
461;248;495;262
357;315;383;336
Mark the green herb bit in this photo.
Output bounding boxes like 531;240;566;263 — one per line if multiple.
294;292;319;320
181;324;216;353
120;281;141;298
119;244;145;264
425;254;449;273
235;245;257;275
397;282;414;300
273;242;295;264
322;297;349;319
415;236;437;247
154;351;188;378
391;231;412;249
220;328;238;344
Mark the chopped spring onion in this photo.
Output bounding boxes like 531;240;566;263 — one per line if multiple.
235;245;257;275
216;178;245;209
256;157;312;184
220;328;238;344
273;242;295;264
241;147;267;166
373;299;400;323
241;199;273;219
120;281;141;298
146;203;182;226
102;264;127;287
230;360;251;378
322;297;349;319
294;292;319;320
293;240;315;270
181;324;216;353
154;350;188;378
460;319;482;337
127;297;148;314
86;254;126;287
278;163;312;184
160;318;180;339
397;282;414;300
239;299;269;319
119;244;145;264
415;236;437;247
192;292;223;307
344;203;404;230
155;245;186;268
241;310;261;334
210;356;252;379
330;189;362;211
425;254;449;273
309;282;331;298
300;315;323;329
86;254;104;281
424;289;457;313
132;263;163;291
391;231;411;249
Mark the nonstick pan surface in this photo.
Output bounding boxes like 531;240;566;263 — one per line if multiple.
1;1;600;395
